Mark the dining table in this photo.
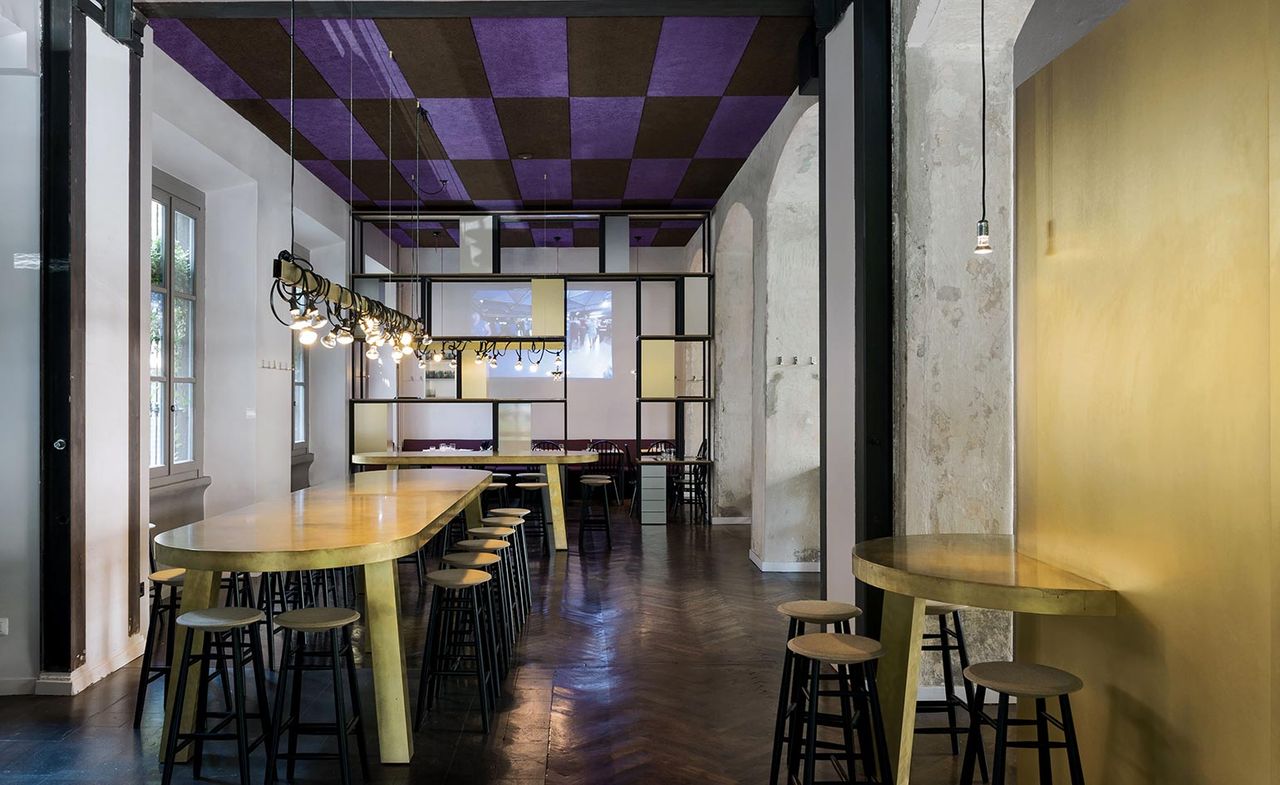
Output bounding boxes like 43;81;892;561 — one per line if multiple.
350;448;600;551
153;468;492;765
851;534;1117;784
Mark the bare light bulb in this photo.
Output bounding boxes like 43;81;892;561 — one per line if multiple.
392;347;403;362
529;361;539;373
336;329;354;346
433;350;443;363
514;358;523;371
320;332;338;349
488;356;498;369
474;353;484;365
974;219;993;255
288;308;307;330
448;357;457;369
400;331;413;346
365;345;379;360
299;327;318;346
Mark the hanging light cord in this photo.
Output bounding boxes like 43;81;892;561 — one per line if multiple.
288;0;296;251
979;0;987;224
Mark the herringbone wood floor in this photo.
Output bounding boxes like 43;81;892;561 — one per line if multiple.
0;513;999;784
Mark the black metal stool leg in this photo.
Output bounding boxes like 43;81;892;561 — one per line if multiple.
960;685;987;785
802;656;820;785
991;694;1010;785
768;617;798;785
938;613;961;754
160;629;196;785
265;626;293;785
865;661;892;785
132;584;162;728
1060;695;1086;785
1035;697;1054;785
286;630;304;782
330;629;354;785
344;627;371;778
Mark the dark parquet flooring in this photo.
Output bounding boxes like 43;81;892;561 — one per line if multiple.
0;514;998;784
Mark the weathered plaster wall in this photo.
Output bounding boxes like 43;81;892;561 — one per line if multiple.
895;0;1032;683
713;92;820;569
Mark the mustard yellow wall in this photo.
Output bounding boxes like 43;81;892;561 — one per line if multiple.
1015;0;1274;781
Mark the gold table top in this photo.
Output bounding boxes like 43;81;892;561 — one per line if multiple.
352;449;600;466
155;468;490;573
852;534;1116;616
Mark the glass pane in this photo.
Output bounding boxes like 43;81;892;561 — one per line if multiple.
293;339;305;383
149;291;165;377
293;385;306;444
150;199;166;287
173;209;196;295
172;382;194;464
172;297;193;378
149;382;166;469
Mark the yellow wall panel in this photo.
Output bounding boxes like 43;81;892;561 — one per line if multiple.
640;340;675;399
1015;0;1272;782
531;278;565;336
460;349;488;399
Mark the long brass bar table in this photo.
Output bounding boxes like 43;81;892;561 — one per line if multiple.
351;449;600;551
154;468;491;765
852;534;1116;784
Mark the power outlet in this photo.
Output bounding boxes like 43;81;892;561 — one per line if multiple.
0;618;9;636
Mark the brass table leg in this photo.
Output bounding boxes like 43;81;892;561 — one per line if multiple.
158;568;219;763
465;495;483;531
875;591;926;784
545;463;568;551
363;558;413;763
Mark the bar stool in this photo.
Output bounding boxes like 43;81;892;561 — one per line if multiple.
515;482;550;552
769;600;861;785
960;662;1086;785
484;481;509;509
917;601;987;780
133;567;186;728
488;508;533;616
580;473;616;505
452;538;518;652
785;633;892;785
265;607;369;785
441;551;509;677
415;569;500;734
160;607;272;785
469;523;522;630
578;477;613;551
479;515;528;625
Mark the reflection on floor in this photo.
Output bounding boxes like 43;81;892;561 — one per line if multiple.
0;514;1002;784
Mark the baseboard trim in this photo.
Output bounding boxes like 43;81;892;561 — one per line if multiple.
0;676;38;696
749;549;821;573
711;516;750;525
35;635;146;696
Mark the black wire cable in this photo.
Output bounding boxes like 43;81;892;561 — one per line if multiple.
980;0;987;223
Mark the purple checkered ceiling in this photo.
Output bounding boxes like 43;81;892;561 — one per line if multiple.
149;14;810;246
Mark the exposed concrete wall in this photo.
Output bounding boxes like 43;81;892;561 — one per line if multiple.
894;0;1032;681
713;92;820;570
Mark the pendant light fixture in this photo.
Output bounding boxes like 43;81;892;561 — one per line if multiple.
974;0;993;255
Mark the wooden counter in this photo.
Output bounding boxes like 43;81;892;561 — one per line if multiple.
154;468;492;765
852;534;1116;784
351;449;600;550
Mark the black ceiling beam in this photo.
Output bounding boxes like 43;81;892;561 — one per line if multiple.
137;0;811;19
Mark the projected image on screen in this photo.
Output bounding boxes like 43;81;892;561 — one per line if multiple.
566;290;613;379
469;288;535;338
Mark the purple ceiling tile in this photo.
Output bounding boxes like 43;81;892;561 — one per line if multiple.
570;98;644;158
574;199;622;208
531;228;574;247
390;227;415;247
504;221;532;229
476;200;522;211
630;228;659;246
267;98;383;159
301;160;369;202
661;219;705;229
392;159;471;202
420;98;508;159
672;198;717;209
648;17;758;97
624;158;691;200
151;19;259;100
512;159;571;202
288;18;413;99
472;18;568;97
695;95;788;158
572;220;599;229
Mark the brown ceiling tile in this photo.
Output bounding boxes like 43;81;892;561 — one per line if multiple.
501;228;534;248
573;227;601;247
185;19;334;99
224;99;324;159
567;17;662;97
571;160;631;200
725;17;811;96
652;227;698;247
349;99;447;160
675;159;745;199
452;159;520;200
633;97;720;158
376;19;492;98
348;159;416;202
494;98;571;159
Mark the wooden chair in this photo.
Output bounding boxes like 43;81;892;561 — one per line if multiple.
585;439;628;505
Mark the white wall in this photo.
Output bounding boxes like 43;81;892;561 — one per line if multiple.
145;35;354;520
0;0;40;694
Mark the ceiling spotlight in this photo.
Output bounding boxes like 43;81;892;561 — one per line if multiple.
365;345;379;360
320;332;338;349
299;327;318;346
336;328;354;346
516;152;533;160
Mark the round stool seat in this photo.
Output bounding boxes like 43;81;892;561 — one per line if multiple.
515;482;548;490
581;477;612;487
787;633;884;665
425;568;492;589
581;473;611;480
469;526;516;538
489;507;529;517
275;606;360;632
925;601;966;615
486;482;508;490
777;600;861;624
515;472;545;479
442;552;501;569
454;538;512;552
178;606;265;632
491;473;512;480
149;567;187;586
480;516;523;526
964;661;1084;698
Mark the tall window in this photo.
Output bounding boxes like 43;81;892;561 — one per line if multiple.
150;182;202;481
291;244;310;455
